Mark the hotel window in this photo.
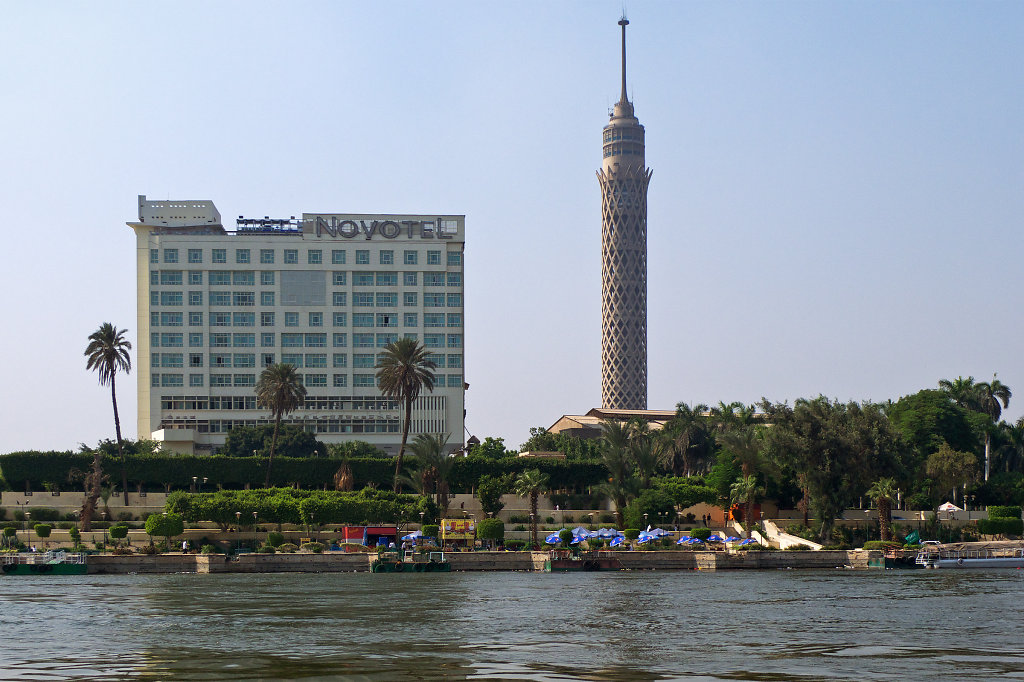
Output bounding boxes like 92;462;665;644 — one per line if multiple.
306;374;327;387
333;312;347;326
284;312;299;327
164;249;179;263
447;251;462;267
189;333;203;347
151;373;160;387
424;273;444;287
261;312;275;327
234;374;255;387
210;292;231;306
236;249;250;264
189;312;204;326
376;313;397;328
151;352;161;368
404;272;418;286
353;354;375;368
211;333;231;347
331;249;346;265
379;250;393;265
332;353;347;368
424;294;444;307
212;249;226;264
332;333;348;347
332;272;347;286
305;333;326;347
309;312;323;327
353;293;373;307
376;293;397;307
211;312;231;327
189;353;203;368
353;333;374;348
375;334;397;347
233;312;255;327
261;292;275;306
260;249;274;264
233;334;255;347
424;314;444;328
332;292;347;307
355;250;369;265
305;353;327;368
233;271;255;286
189;271;203;285
150;249;159;264
404;250;418;265
233;292;255;306
284;249;298;264
431;354;446;368
233;353;256;368
262;353;275;367
333;374;348;387
403;313;418;327
308;249;322;265
150;292;159;306
447;374;462;387
211;374;231;387
282;353;303;367
353;374;376;387
261;272;275;286
427;250;441;265
447;354;462;368
161;271;183;285
161;312;183;326
261;333;275;347
403;292;418;307
353;313;373;327
447;293;462;307
150;272;159;285
447;334;463;348
376;272;397;286
189;374;204;387
282;333;303;347
354;273;373;286
210;272;231;286
189;292;203;306
161;374;183;387
152;332;161;347
447;314;462;328
447;272;462;287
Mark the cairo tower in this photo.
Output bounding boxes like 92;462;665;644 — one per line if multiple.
598;17;652;410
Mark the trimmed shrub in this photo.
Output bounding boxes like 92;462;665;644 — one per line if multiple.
278;543;299;553
504;540;526;551
68;527;80;543
2;527;16;538
421;524;439;539
508;515;529;524
623;529;641;540
257;545;276;554
301;542;325;553
689;527;712;541
988;506;1022;519
476;518;504;543
113;546;133;555
785;544;812;551
200;544;219;554
26;508;61;522
558;529;573;546
138;544;158;555
109;525;129;540
33;524;52;539
266;531;284;547
545;516;555;525
977;517;1023;536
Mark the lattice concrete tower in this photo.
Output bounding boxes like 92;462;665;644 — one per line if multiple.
598;17;652;410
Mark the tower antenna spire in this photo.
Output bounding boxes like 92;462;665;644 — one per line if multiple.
618;15;629;104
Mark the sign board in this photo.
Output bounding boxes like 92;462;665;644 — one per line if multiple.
441;518;475;541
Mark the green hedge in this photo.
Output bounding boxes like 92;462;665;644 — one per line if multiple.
988;506;1022;519
977;517;1023;536
0;452;608;494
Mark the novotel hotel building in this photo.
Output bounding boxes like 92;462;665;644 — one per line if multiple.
129;195;466;455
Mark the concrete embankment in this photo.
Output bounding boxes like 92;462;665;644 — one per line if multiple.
87;550;878;574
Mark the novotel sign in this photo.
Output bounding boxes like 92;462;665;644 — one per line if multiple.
306;216;455;240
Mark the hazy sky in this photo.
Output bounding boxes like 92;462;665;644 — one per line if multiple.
2;2;1023;454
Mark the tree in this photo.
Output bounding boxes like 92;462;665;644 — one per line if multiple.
730;475;763;538
975;375;1011;481
83;322;132;527
476;518;505;548
255;364;307;488
938;376;981;411
34;523;52;548
145;512;184;549
222;424;322;459
596;421;636;528
926;442;978;505
477;473;513;517
519;427;559;452
513;468;550;549
403;433;455;517
467;437;513;459
631;433;669;488
664;403;710;476
376;338;437;492
865;478;899;541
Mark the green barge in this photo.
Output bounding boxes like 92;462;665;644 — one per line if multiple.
371;550;451;573
545;550;624;572
2;551;88;576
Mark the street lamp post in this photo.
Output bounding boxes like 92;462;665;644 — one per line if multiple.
643;513;648;528
252;512;258;548
192;476;197;494
24;511;31;548
235;511;241;554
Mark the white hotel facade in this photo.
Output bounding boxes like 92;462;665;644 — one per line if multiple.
130;195;466;455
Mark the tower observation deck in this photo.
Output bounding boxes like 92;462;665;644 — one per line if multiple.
597;17;652;410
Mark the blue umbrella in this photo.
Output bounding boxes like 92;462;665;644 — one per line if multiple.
609;536;624;547
598;528;617;539
545;533;562;545
676;536;691;545
637;532;655;544
707;535;722;542
571;535;585;545
739;538;758;546
725;536;741;543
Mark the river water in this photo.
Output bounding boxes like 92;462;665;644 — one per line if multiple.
2;569;1023;680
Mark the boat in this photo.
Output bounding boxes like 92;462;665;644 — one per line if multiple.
868;547;925;569
915;547;1024;569
544;549;624;572
1;551;88;575
371;550;450;573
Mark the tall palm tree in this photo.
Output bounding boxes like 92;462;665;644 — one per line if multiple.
376;338;436;492
513;468;550;549
975;375;1011;481
83;323;132;528
666;402;709;476
597;420;635;528
631;436;668;488
866;477;899;542
403;433;455;517
717;425;764;478
729;474;763;538
256;363;307;487
938;376;981;411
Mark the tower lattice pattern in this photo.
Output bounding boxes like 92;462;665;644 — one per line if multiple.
598;165;652;410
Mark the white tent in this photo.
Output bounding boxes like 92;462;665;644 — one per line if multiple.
937;502;962;512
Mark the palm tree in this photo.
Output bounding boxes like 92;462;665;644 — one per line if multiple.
975;375;1011;481
666;403;709;476
938;376;981;411
376;338;437;492
513;468;550;550
631;435;668;488
256;363;307;487
597;420;635;528
404;433;455;517
866;478;899;542
83;323;132;528
729;474;763;538
717;425;764;478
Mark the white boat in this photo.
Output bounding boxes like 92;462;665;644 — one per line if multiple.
916;548;1024;569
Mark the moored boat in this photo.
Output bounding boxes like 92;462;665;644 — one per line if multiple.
916;548;1024;569
1;551;88;576
544;549;624;572
371;550;451;573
